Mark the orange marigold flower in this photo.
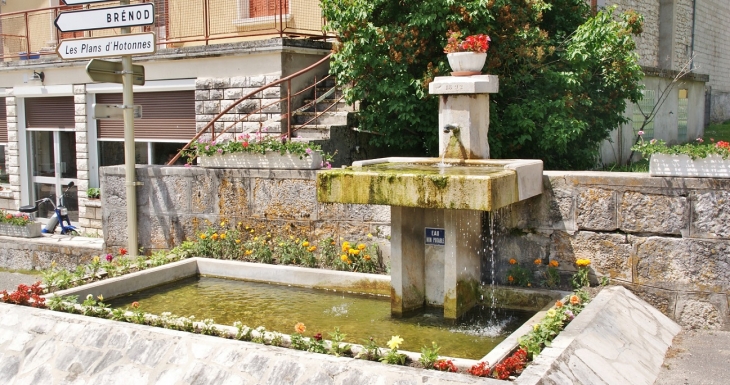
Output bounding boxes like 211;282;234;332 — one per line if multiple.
508;275;514;283
302;241;310;247
555;300;563;308
131;301;140;309
294;322;306;334
534;259;542;265
340;255;349;262
341;242;351;252
245;250;253;256
200;234;207;240
509;258;517;265
364;255;371;261
357;243;366;250
220;233;227;240
570;295;581;305
308;246;317;252
575;258;591;267
211;233;219;240
549;260;559;267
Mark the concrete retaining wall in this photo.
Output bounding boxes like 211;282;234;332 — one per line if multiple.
0;235;103;271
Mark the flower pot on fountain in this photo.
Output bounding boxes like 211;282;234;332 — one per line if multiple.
317;75;543;320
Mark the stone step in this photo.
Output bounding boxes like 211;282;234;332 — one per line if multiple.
293;111;349;126
293;125;333;140
300;99;353;113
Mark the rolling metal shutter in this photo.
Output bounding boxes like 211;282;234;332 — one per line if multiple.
25;97;75;129
0;98;7;142
96;91;195;140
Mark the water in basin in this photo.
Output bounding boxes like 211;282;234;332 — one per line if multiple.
107;276;535;359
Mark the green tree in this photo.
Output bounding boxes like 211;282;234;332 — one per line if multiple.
321;0;644;169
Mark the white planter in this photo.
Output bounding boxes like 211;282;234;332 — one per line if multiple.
199;151;323;169
0;222;42;238
649;153;730;178
446;52;487;76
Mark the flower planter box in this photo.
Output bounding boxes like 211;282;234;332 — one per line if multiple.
199;152;323;170
649;153;730;178
0;222;42;238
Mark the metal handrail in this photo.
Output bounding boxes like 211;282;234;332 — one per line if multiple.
168;53;340;165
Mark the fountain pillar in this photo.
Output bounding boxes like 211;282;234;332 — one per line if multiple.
430;75;499;159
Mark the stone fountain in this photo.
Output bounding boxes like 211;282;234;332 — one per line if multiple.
317;75;543;320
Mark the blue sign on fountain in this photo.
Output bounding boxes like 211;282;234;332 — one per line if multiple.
425;228;445;245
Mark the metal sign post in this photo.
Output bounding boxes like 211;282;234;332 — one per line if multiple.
54;0;155;258
120;0;139;259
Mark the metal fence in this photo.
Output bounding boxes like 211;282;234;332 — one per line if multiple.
0;0;329;61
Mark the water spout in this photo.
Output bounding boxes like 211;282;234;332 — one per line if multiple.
443;123;460;134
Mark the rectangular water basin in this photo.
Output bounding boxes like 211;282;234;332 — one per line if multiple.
49;258;562;362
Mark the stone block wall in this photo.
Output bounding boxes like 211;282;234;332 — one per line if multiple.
493;171;730;329
100;165;391;259
609;0;660;68
694;0;730;122
195;75;284;135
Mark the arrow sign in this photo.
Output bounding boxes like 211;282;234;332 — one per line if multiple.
61;0;114;5
54;3;154;33
57;33;156;60
93;104;143;120
86;59;145;85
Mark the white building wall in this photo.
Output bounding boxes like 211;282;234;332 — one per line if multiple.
693;0;730;123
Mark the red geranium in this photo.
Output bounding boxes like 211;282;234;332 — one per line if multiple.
444;31;491;53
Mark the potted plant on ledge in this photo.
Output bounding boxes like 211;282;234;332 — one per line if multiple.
0;210;41;238
632;132;730;178
185;133;334;170
443;31;491;76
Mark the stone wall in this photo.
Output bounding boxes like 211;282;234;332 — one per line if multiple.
195;75;284;135
493;171;730;329
0;235;102;271
610;0;660;68
100;165;391;259
693;0;730;122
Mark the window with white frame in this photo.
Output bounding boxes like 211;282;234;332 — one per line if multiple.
235;0;291;26
677;89;689;141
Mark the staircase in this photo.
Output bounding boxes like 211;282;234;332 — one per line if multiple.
291;79;353;141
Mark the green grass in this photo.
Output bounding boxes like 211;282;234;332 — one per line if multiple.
702;120;730;142
599;159;649;172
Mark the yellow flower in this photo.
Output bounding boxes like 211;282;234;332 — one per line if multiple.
357;243;366;251
364;255;371;261
340;255;349;262
220;221;226;227
549;260;559;268
534;259;542;265
348;249;360;255
308;246;317;252
92;255;100;264
533;324;540;331
302;241;310;247
279;242;284;247
576;258;591;267
211;233;219;240
220;233;226;240
235;239;241;244
97;294;104;301
238;222;242;227
387;335;403;350
509;258;517;265
290;235;295;240
249;229;255;234
245;250;253;256
341;242;351;252
294;322;306;334
200;234;207;240
546;309;557;317
367;233;373;238
254;237;259;241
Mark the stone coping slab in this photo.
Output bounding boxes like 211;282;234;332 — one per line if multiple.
514;286;681;385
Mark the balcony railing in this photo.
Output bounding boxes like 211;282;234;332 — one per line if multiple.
0;0;330;62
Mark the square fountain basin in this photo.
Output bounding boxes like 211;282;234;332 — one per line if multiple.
317;157;543;211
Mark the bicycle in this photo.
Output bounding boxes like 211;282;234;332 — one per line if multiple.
19;182;78;235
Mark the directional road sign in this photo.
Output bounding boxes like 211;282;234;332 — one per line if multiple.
54;3;154;33
86;59;145;85
56;33;156;60
93;104;143;120
61;0;114;5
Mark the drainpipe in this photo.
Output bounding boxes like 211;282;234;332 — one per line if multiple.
690;0;696;70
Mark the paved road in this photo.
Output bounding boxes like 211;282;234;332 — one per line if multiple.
654;329;730;385
0;270;42;291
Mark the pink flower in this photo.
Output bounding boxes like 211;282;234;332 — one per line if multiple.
697;137;704;143
205;146;210;151
217;149;223;153
637;130;644;136
305;148;312;155
106;254;113;262
184;164;191;168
